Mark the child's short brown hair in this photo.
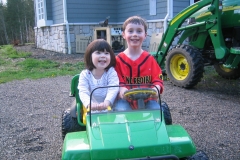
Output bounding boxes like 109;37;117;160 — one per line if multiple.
122;16;147;33
84;39;116;71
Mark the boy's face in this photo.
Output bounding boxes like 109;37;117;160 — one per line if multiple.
122;23;147;49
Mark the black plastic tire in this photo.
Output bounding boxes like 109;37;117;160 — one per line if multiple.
214;63;240;79
161;101;172;125
61;108;86;139
165;45;204;88
186;150;209;160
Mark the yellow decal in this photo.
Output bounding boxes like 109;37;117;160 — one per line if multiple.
196;12;212;19
211;30;217;34
159;74;163;80
171;5;198;25
223;6;240;12
196;6;240;19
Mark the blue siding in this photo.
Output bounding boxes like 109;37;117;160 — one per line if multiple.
61;0;167;24
52;0;64;24
117;0;147;22
173;0;190;17
67;0;118;23
46;0;191;25
117;0;167;22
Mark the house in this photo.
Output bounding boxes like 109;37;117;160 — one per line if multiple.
34;0;199;54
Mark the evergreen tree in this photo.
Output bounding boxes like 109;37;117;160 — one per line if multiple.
0;0;34;45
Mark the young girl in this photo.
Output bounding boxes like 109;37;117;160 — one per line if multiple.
78;39;119;111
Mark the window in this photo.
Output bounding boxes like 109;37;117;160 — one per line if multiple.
36;0;52;27
190;0;200;5
149;0;156;15
38;0;44;20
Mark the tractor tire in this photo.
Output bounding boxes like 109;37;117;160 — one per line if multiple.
186;150;209;160
214;63;240;79
165;45;204;88
62;108;86;140
161;101;172;125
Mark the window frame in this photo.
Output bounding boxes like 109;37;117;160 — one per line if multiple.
36;0;52;27
190;0;200;5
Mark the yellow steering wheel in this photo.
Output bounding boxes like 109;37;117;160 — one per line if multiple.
124;88;157;109
124;88;157;100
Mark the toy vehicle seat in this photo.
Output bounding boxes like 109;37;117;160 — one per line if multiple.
69;74;88;125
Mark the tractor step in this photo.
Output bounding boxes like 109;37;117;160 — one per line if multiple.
230;47;240;54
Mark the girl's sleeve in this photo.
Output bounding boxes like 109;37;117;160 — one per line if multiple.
78;70;90;108
105;68;120;105
151;57;164;94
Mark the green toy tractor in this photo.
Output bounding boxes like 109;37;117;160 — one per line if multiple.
152;0;240;88
61;74;209;160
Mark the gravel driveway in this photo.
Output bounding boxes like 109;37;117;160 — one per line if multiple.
0;71;239;160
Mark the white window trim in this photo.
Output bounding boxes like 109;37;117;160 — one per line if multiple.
149;0;157;15
190;0;195;5
36;0;52;27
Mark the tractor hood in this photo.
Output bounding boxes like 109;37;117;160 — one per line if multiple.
87;111;171;159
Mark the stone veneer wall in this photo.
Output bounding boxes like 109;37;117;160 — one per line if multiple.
34;21;166;54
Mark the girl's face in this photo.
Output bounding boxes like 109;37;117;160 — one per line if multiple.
122;23;147;49
91;49;111;70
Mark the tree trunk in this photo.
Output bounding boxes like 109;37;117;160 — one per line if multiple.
0;7;9;44
25;15;28;43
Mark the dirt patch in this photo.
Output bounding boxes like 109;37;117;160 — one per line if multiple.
14;44;84;64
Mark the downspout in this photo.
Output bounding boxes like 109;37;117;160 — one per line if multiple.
163;0;172;33
63;0;71;54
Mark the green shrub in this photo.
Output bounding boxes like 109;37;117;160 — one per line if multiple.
0;45;31;58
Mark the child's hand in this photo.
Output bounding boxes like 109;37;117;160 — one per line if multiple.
90;100;110;111
90;103;99;110
98;100;110;110
151;85;161;99
119;87;128;99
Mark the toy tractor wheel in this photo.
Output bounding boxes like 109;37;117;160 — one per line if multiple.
161;101;172;125
165;45;204;88
214;63;240;79
186;150;209;160
62;108;86;139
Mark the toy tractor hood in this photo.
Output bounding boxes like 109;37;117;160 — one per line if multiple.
88;111;172;159
91;111;164;143
62;110;196;160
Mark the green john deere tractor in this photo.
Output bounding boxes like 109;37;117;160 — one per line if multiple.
152;0;240;88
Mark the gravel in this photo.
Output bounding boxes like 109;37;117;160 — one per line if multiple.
0;76;72;160
0;45;240;159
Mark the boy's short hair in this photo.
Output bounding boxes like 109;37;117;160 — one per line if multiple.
84;39;116;71
122;16;147;33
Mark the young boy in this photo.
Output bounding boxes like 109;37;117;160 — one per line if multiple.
114;16;164;111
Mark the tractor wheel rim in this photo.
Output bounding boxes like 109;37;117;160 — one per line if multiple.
220;65;232;73
170;54;189;80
